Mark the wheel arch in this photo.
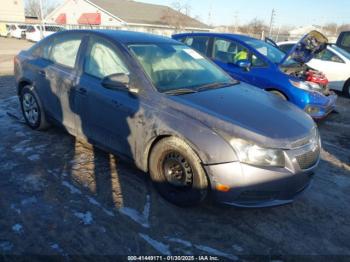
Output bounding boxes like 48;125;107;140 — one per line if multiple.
17;78;33;96
265;88;289;100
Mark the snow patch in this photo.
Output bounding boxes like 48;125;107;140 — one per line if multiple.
27;154;40;161
232;244;244;252
10;204;21;214
62;181;81;195
167;237;192;248
12;224;23;234
119;194;151;228
139;233;171;255
21;196;37;206
74;211;93;225
0;241;13;252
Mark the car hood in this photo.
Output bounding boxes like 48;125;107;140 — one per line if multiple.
168;83;316;149
279;30;328;65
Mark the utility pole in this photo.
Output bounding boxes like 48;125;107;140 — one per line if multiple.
39;0;44;39
234;11;239;33
269;8;276;37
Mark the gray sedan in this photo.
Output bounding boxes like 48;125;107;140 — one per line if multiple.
14;30;321;207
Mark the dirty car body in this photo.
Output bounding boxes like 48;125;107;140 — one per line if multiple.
15;30;320;207
173;31;337;119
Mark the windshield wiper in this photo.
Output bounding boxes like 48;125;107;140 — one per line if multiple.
196;81;236;92
163;88;198;96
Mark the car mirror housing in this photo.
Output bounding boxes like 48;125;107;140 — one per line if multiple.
237;60;252;71
101;73;138;94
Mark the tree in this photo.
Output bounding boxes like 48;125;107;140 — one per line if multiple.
160;1;194;31
25;0;57;20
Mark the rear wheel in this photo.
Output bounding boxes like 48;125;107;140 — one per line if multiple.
20;85;50;130
149;137;209;206
268;90;287;100
343;80;350;98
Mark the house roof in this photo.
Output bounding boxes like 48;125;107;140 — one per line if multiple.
87;0;210;29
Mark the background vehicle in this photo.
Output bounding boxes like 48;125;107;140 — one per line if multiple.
25;25;64;42
279;41;350;97
9;24;27;39
0;23;10;37
173;31;337;119
14;30;320;208
336;31;350;53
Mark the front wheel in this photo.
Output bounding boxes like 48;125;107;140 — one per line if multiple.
20;85;50;130
268;90;287;100
149;137;209;207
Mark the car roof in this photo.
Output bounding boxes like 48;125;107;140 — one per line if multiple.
173;32;257;42
58;29;180;45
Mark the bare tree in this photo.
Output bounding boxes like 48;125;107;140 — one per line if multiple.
161;1;194;31
25;0;57;20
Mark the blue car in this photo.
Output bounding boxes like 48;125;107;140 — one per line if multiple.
173;31;337;119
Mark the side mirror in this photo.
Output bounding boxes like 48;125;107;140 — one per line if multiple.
237;60;252;71
101;73;138;94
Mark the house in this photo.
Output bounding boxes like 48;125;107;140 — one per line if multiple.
0;0;25;22
45;0;211;36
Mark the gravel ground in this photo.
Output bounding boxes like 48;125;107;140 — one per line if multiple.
0;38;349;261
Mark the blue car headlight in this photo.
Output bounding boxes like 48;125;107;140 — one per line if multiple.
230;138;285;167
289;80;312;90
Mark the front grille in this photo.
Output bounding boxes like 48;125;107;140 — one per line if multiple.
296;147;320;170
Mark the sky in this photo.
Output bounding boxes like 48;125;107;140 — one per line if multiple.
45;0;350;27
137;0;350;27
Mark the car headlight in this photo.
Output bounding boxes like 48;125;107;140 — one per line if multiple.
230;138;285;167
289;80;311;90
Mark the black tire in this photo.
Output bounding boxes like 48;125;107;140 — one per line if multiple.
20;85;50;130
268;90;287;100
149;137;209;207
343;80;350;98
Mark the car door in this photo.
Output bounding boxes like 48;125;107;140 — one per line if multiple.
46;33;84;134
75;35;140;157
211;37;269;86
181;36;211;56
337;32;350;53
307;48;347;91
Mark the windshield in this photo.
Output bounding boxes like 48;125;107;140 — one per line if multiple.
331;45;350;60
244;39;286;63
128;43;234;93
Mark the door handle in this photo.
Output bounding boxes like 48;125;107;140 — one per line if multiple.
77;87;87;95
38;70;46;77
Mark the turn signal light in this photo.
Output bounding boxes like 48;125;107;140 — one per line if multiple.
216;184;230;192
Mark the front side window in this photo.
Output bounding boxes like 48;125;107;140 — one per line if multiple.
244;38;287;64
129;43;234;93
279;44;294;54
84;38;129;79
50;35;82;68
213;38;249;64
184;36;210;55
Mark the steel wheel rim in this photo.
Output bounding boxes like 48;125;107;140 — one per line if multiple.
162;151;193;188
23;93;39;125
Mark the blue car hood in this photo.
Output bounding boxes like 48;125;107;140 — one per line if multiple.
280;30;328;65
169;83;315;149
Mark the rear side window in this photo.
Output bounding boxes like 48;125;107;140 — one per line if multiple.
184;36;209;55
315;49;344;63
84;37;129;79
50;35;82;68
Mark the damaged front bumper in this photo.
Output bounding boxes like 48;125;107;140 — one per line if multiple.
305;92;337;119
204;140;320;208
